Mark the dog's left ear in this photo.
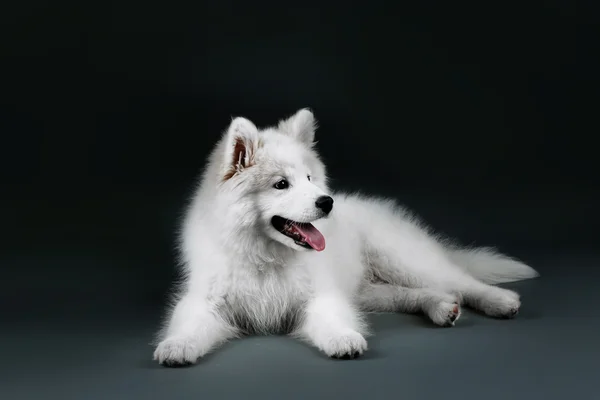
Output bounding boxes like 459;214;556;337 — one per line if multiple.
278;108;317;146
222;117;260;180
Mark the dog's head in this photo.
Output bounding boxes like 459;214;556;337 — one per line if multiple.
217;108;332;252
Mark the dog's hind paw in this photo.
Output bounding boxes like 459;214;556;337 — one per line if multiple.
428;299;461;327
480;287;521;319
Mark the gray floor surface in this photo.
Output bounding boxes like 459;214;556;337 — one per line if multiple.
6;252;598;400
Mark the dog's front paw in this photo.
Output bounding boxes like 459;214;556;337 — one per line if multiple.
322;330;368;359
153;337;200;367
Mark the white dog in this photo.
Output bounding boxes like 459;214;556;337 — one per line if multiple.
153;109;539;366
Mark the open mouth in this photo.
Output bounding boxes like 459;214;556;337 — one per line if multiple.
271;216;326;251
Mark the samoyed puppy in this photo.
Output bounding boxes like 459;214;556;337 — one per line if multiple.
153;108;539;366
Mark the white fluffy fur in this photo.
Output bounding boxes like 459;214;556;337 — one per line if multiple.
153;109;540;366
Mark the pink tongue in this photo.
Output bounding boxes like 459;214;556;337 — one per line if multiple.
291;223;326;251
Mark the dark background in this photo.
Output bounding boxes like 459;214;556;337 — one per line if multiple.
2;1;598;399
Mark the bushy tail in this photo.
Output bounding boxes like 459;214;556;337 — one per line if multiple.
445;246;540;285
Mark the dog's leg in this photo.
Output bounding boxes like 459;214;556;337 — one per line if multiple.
153;294;237;367
455;280;522;318
369;241;522;319
368;238;522;319
294;294;368;359
368;239;522;319
358;283;461;327
357;200;522;319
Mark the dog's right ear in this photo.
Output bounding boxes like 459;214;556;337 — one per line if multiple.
221;117;260;181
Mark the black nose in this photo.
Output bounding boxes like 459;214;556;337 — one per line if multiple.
315;195;334;214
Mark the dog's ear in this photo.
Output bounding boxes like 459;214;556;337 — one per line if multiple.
278;108;317;146
222;117;260;180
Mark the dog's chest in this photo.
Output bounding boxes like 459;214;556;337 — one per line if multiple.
220;265;312;335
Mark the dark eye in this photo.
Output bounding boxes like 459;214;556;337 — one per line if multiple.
307;175;311;181
273;179;289;190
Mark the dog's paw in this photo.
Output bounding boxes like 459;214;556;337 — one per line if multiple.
322;330;368;359
428;298;461;327
480;287;521;319
153;337;200;367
